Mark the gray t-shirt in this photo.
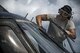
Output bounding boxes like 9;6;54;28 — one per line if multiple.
47;14;75;43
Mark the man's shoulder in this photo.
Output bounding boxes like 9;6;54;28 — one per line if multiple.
47;14;58;19
67;20;75;26
68;20;74;24
67;20;75;29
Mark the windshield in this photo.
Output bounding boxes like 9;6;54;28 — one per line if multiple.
16;19;70;53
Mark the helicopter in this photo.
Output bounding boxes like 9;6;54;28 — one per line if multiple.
0;5;75;53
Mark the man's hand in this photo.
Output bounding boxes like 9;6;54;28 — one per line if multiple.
66;29;76;39
39;26;46;32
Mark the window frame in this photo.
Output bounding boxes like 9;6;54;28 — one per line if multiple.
0;18;39;53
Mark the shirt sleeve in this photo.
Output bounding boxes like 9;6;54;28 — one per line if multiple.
47;14;56;19
67;20;75;29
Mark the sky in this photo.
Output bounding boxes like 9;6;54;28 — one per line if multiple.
0;0;80;52
0;0;80;24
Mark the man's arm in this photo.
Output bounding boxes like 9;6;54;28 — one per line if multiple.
65;20;76;39
36;14;48;29
66;29;76;39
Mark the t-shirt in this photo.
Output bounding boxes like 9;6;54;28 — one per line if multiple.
47;14;75;43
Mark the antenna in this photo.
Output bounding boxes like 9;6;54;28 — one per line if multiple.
30;17;34;22
24;13;28;19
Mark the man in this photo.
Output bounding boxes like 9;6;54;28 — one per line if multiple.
36;5;76;46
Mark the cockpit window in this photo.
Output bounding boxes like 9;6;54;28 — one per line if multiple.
18;21;69;53
0;26;28;53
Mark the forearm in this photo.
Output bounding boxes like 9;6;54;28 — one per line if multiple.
36;14;47;26
66;30;76;39
36;15;42;27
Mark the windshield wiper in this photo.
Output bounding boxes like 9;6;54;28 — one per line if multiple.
49;18;76;53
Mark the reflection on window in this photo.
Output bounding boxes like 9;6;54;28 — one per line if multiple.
8;35;18;47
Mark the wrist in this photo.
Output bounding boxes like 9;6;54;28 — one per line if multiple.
66;30;71;35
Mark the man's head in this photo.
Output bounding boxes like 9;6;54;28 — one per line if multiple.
58;5;72;20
